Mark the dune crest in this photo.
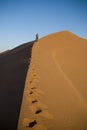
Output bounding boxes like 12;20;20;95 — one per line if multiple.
18;31;87;130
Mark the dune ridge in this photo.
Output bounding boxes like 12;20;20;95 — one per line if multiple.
18;31;87;130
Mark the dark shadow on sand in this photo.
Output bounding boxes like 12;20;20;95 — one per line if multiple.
0;41;34;130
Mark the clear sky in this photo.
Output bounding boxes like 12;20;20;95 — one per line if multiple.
0;0;87;51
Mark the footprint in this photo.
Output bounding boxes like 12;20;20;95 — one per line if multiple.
35;109;42;114
23;118;33;126
29;91;33;95
27;120;37;128
33;74;36;77
32;100;38;103
30;81;32;84
31;87;37;89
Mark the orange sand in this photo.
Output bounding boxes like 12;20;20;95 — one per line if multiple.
18;31;87;130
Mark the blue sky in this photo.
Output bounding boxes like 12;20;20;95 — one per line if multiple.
0;0;87;51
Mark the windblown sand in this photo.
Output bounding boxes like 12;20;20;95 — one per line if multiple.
18;31;87;130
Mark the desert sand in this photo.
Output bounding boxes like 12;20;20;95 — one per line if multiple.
0;41;34;130
18;31;87;130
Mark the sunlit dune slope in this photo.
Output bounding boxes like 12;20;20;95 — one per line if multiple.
18;31;87;130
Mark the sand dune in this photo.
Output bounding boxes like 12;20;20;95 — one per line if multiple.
0;41;34;130
18;31;87;130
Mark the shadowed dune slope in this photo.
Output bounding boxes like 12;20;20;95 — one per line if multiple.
18;31;87;130
0;41;34;130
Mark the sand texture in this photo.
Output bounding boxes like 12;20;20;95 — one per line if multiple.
18;31;87;130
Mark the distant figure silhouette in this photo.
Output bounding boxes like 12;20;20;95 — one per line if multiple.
36;33;39;41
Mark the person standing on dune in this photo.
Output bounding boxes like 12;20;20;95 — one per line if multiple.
36;33;39;41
